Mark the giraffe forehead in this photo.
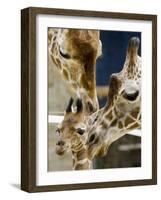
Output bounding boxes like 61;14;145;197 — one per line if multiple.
62;115;84;127
114;71;141;95
66;29;99;41
59;30;100;55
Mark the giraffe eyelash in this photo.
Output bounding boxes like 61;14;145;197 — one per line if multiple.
59;47;71;59
76;128;85;135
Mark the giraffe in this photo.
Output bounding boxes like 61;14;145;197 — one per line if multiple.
86;37;141;160
48;28;102;113
55;98;92;170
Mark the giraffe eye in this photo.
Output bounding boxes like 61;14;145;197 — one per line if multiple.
123;90;139;101
59;47;71;59
76;128;85;135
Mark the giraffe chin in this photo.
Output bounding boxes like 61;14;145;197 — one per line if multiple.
88;143;109;160
96;144;110;158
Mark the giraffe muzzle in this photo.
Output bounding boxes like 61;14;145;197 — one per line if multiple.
55;140;66;155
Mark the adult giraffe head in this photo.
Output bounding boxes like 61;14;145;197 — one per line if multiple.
48;28;102;114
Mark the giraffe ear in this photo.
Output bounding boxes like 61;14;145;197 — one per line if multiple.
76;99;83;113
108;74;121;105
66;98;74;113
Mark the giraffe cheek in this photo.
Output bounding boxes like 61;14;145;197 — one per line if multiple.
117;102;127;112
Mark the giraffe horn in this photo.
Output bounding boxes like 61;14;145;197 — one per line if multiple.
76;99;83;113
128;37;140;51
66;97;74;113
127;37;140;65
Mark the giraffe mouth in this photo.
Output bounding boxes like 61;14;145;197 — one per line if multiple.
55;145;66;155
55;141;66;155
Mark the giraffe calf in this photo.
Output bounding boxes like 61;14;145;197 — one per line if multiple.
55;98;92;170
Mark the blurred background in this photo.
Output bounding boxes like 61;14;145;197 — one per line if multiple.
48;29;141;171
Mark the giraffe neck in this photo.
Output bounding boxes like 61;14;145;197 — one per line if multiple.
99;105;141;143
72;147;92;170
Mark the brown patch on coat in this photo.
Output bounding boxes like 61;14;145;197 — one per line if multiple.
128;122;139;130
105;109;113;120
130;107;140;119
101;120;108;129
110;118;118;127
118;121;124;129
125;117;135;127
62;69;69;81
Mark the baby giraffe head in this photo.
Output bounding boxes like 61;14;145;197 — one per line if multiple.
55;98;87;156
86;37;141;160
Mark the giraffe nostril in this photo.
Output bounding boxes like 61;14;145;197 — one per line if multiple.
89;134;95;143
57;141;65;146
